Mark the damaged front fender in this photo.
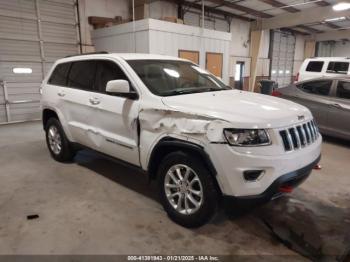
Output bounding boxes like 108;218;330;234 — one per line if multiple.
138;108;231;142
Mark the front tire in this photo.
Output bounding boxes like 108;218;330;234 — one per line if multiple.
158;151;219;228
45;118;75;162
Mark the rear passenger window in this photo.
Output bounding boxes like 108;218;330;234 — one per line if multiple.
67;61;96;91
337;81;350;99
327;62;349;74
306;61;324;72
298;80;332;96
95;60;130;92
48;63;71;86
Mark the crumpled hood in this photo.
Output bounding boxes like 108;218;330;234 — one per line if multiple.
161;90;312;129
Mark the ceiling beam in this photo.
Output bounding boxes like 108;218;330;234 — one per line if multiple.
259;0;299;13
309;28;350;41
205;0;273;18
252;5;350;30
177;0;253;21
281;28;310;36
296;25;324;34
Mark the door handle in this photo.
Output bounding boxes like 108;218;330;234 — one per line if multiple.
89;97;100;105
331;103;343;109
57;91;65;97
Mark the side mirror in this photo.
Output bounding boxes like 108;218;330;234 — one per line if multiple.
106;80;138;99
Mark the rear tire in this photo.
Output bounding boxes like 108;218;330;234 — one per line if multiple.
158;151;219;228
45;118;75;162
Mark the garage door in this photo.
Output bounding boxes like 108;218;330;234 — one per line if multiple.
0;0;80;123
270;30;295;88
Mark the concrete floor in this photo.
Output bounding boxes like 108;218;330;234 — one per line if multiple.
0;121;349;258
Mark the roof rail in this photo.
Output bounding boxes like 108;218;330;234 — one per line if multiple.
64;51;109;58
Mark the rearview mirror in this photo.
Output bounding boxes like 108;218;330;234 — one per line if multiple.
106;80;138;99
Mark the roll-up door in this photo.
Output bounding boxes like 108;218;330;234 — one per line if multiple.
0;0;80;123
270;30;295;88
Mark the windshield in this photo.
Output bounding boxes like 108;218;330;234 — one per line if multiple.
127;60;230;96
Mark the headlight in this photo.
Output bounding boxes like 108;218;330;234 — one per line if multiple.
223;129;271;146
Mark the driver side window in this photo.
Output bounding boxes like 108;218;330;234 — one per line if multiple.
95;60;132;93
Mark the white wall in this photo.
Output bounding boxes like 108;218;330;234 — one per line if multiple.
229;18;250;57
332;41;350;56
92;19;231;84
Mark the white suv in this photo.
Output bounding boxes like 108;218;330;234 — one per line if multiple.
41;52;322;227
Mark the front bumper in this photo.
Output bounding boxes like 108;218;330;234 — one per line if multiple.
207;134;322;197
223;154;321;206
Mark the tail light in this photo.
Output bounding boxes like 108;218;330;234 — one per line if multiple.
295;72;299;82
271;90;282;97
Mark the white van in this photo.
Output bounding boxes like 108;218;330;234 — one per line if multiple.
296;57;350;82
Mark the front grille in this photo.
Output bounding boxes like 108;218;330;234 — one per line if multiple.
279;120;319;151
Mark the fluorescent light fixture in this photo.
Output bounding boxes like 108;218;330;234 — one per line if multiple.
272;70;277;74
279;70;284;74
13;67;32;74
325;16;346;22
333;2;350;11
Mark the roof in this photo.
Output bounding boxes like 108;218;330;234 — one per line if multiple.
56;53;187;64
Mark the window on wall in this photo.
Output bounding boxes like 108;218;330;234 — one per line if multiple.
327;62;349;74
306;61;324;72
297;80;332;96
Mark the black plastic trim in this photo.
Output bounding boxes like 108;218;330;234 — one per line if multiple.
224;154;321;206
148;137;217;177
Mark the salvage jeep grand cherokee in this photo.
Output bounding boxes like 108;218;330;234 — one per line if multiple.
41;53;322;227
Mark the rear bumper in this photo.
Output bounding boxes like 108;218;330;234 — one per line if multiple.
223;154;321;206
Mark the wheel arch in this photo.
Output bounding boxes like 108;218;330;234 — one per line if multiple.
148;137;218;185
42;108;59;129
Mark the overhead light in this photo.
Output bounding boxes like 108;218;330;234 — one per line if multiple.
325;16;346;22
13;67;32;74
333;2;350;11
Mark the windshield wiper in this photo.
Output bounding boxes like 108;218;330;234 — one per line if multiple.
162;87;231;96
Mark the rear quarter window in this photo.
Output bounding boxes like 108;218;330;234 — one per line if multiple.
305;61;324;72
326;62;349;74
48;62;71;86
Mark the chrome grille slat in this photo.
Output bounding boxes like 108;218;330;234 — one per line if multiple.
293;127;301;148
280;120;319;151
286;130;294;150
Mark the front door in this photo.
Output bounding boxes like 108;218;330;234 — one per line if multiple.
327;80;350;139
88;59;140;166
234;62;244;90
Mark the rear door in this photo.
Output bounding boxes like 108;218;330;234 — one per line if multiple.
294;80;333;131
326;80;350;139
61;60;98;148
89;59;140;165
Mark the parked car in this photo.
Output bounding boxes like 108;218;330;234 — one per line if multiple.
273;77;350;140
41;53;321;228
296;57;350;82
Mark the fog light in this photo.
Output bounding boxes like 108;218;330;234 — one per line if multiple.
243;170;265;182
